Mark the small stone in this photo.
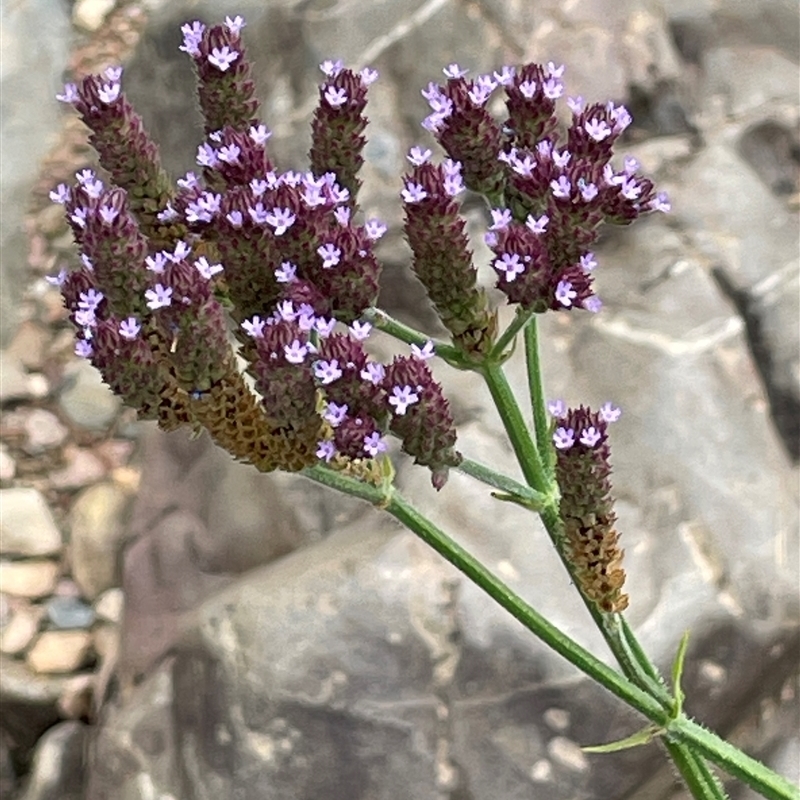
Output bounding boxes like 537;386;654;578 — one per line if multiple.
0;446;15;481
58;359;120;431
0;593;9;628
0;351;34;403
0;604;42;656
46;596;95;630
92;622;119;662
57;674;94;719
22;408;69;454
26;630;92;674
72;0;116;32
94;588;123;624
0;488;62;556
49;446;106;490
5;320;48;371
0;560;59;599
68;483;130;599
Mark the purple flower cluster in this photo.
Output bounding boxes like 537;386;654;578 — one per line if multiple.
51;16;461;485
417;62;670;315
548;400;628;612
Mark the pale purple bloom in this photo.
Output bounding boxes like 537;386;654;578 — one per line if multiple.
70;208;88;228
553;426;575;450
45;268;68;287
599;401;621;423
555;279;577;307
407;146;432;166
242;316;266;338
284;339;310;364
363;432;387;457
649;192;671;213
226;210;244;227
579;181;599;202
315;317;336;338
316;440;336;462
297;306;317;332
323;402;348;427
225;15;245;34
179;21;205;56
145;252;168;273
490;208;512;231
249;124;271;145
314;359;343;385
98;82;121;104
580;252;598;271
157;203;179;223
619;176;642;200
583;295;602;313
247;202;269;225
579;427;601;447
218;144;241;164
98;204;120;225
411;340;435;360
177;172;200;190
119;317;141;340
196;143;219;168
320;59;344;78
546;61;565;78
511;153;536;177
401;182;428;203
208;46;239;71
389;385;419;415
194;256;223;279
525;213;549;234
208;130;223;143
536;140;553;160
49;184;71;204
145;284;173;309
361;362;386;384
443;171;464;196
74;308;96;329
276;300;296;322
543;77;563;99
78;288;104;311
334;206;351;226
265;207;296;235
302;185;326;208
547;399;567;418
610;104;632;133
318;243;342;269
553;149;572;170
519;80;537;99
169;241;192;262
493;66;515;85
75;339;94;358
56;83;79;104
249;178;268;197
566;95;584;114
484;231;498;248
364;219;387;240
550;176;571;199
324;86;348;108
348;320;372;340
275;261;297;283
495;253;525;282
360;67;379;86
469;76;495;106
623;155;640;175
443;64;468;79
81;254;94;271
585;118;612;142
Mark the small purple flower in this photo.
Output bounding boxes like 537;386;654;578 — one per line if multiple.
495;253;525;282
315;317;336;338
224;15;245;34
363;432;387;457
157;203;179;223
519;79;537;99
226;210;244;227
364;219;387;240
218;144;241;164
45;268;68;287
579;426;602;447
408;146;432;166
610;104;632;133
360;66;379;86
580;252;598;272
599;401;621;423
361;362;386;384
242;316;266;338
623;155;640;175
493;66;515;85
334;207;351;226
443;171;465;197
542;77;563;99
348;321;372;340
314;359;343;385
389;385;420;415
249;124;271;145
547;399;568;418
579;181;599;202
70;207;88;228
649;192;671;213
619;176;642;200
177;172;200;190
284;339;310;364
411;340;435;360
567;95;584;114
56;83;79;104
265;207;296;235
74;308;96;329
179;21;205;56
145;284;173;310
194;256;223;279
553;426;575;450
196;143;219;169
320;59;344;78
98;204;120;225
75;339;94;358
583;295;602;313
443;63;468;79
316;440;336;462
317;243;342;269
78;288;104;311
49;184;71;204
550;176;572;200
208;46;239;72
323;402;348;427
275;261;297;283
119;317;141;340
276;300;296;322
98;81;121;104
525;213;549;234
145;252;168;273
555;279;577;307
247;202;269;224
401;182;428;204
585;118;612;142
490;208;512;231
324;86;348;108
169;241;191;262
81;254;94;271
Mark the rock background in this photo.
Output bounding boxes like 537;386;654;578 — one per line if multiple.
0;0;797;798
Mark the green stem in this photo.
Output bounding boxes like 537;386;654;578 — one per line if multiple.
455;457;548;508
480;361;551;495
491;306;535;360
522;317;553;469
663;740;729;800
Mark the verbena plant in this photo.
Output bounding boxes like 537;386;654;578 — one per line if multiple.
50;15;797;800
